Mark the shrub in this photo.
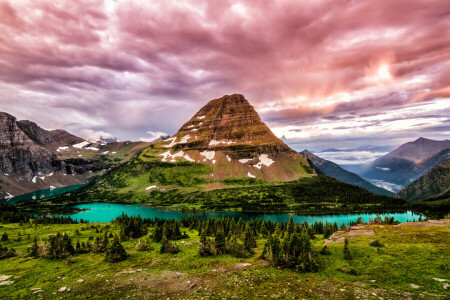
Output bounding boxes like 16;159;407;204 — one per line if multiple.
320;246;331;255
135;239;154;251
160;237;180;254
369;239;384;247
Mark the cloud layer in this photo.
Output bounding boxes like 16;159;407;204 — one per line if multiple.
0;0;449;147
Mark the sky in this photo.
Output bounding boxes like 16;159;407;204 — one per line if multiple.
0;0;449;152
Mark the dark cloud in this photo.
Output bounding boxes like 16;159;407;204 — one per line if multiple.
0;0;448;144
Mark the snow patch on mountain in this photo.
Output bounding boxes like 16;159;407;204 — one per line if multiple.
209;140;236;146
239;158;251;164
57;146;69;152
247;172;256;178
73;141;90;149
200;151;215;160
160;150;185;162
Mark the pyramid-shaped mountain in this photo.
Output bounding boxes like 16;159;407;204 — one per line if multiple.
147;94;312;181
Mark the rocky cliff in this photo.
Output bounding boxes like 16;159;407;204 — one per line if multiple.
0;112;58;179
17;120;84;151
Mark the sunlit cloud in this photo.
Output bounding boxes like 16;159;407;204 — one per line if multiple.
0;0;448;148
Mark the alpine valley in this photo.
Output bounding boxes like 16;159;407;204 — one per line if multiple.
13;94;412;215
1;94;449;300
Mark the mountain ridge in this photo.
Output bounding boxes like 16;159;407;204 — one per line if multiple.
395;159;450;202
360;137;450;189
301;150;393;196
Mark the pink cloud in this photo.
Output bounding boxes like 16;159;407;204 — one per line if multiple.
0;0;448;144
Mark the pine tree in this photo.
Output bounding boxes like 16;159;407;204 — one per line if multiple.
214;231;226;255
30;236;39;258
343;237;352;260
1;232;8;241
288;215;295;236
105;235;127;262
153;224;163;242
198;233;213;257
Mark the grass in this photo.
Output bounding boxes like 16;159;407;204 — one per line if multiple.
0;221;448;299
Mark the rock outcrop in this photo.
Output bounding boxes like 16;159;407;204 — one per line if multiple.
0;112;58;179
17;120;84;151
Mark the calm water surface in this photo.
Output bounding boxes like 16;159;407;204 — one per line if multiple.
5;184;86;205
62;202;421;225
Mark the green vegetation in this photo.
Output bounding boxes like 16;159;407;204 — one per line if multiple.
17;171;409;215
0;213;448;299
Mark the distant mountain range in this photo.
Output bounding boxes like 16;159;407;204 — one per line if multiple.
395;159;450;203
301;150;393;196
360;137;450;191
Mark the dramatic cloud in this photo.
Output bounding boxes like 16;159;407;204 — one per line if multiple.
0;0;449;149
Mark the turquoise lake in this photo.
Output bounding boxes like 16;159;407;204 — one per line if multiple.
4;184;86;205
62;202;421;225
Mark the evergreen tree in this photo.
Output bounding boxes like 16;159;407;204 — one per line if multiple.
105;236;127;262
214;231;226;255
153;224;163;242
288;215;295;236
343;237;352;260
198;233;213;256
30;236;39;258
1;232;8;241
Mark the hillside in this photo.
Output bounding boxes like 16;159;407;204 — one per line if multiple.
396;160;450;203
361;137;450;189
301;150;393;196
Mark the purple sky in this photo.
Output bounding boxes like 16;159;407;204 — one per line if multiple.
0;0;449;150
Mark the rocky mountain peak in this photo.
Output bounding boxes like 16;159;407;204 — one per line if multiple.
169;94;293;153
150;94;312;181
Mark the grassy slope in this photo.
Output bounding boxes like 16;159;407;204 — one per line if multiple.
0;221;448;299
19;147;407;214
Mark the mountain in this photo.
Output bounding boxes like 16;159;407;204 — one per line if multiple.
34;94;408;214
16;120;84;151
147;94;313;181
360;137;450;189
395;160;450;203
301;150;393;196
0;112;150;199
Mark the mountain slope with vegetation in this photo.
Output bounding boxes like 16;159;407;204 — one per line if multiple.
301;150;393;196
396;160;450;203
